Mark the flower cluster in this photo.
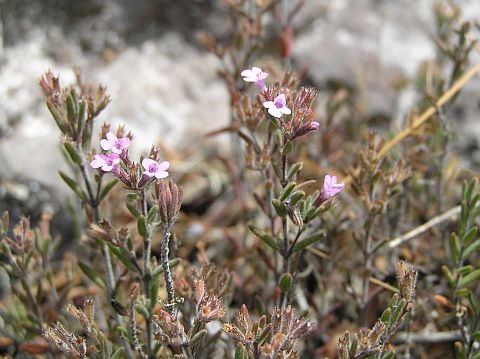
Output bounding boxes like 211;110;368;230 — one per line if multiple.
90;127;169;190
241;66;320;140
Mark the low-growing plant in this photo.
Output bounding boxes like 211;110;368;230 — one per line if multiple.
1;1;480;358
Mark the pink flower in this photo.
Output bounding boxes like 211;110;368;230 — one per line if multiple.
100;132;131;154
322;175;345;198
241;66;269;91
310;121;320;130
90;153;120;172
263;94;291;118
142;158;169;179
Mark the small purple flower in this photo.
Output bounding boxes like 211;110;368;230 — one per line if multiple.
241;66;269;91
322;175;345;198
100;132;131;155
90;153;120;172
310;121;320;130
263;94;292;118
142;158;169;179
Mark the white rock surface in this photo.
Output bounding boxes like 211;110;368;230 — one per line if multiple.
0;28;229;193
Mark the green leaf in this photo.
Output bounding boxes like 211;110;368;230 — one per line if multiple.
257;323;272;345
450;233;461;263
455;288;471;297
110;348;125;359
458;265;474;275
46;102;67;133
64;142;82;165
189;329;207;347
66;91;78;124
235;344;248;359
150;271;160;309
462;226;477;246
59;171;87;201
380;308;391;324
79;261;106;289
279;273;292;293
99;179;118;202
137;215;148;238
459;268;480;287
390;298;407;324
282;141;293;155
464;238;480;258
97;331;112;359
348;334;358;358
292;233;325;253
134;302;149;319
127;193;139;201
279;182;296;202
248;224;279;251
109;246;140;273
77;100;87;136
271;159;282;180
286;162;303;181
381;351;395;359
147;205;159;224
152;258;181;276
272;199;287;217
442;265;456;286
126;202;140;218
290;190;305;206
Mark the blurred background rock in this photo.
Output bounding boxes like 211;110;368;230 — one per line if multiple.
0;0;479;227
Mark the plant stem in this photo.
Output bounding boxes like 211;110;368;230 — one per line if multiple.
279;151;290;308
359;222;372;326
77;149;134;359
162;225;176;312
139;187;155;359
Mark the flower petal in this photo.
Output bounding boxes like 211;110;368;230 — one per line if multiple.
90;159;104;168
281;107;292;115
118;137;131;149
142;158;156;170
100;139;112;151
251;67;262;74
241;69;253;77
155;171;169;179
106;132;118;143
101;164;113;172
157;161;170;171
268;107;282;118
263;101;274;109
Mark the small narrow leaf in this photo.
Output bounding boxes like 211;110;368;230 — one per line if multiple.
126;203;140;218
462;226;477;246
464;238;480;259
248;224;279;251
137;215;148;238
99;179;118;202
450;233;461;263
59;171;87;201
459;268;480;287
189;329;207;347
279;183;296;202
79;261;106;289
286;162;303;181
279;273;292;293
64;142;82;165
442;265;456;286
292;233;325;253
290;190;305;206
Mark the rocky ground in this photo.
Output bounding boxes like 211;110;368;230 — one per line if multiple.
1;0;479;224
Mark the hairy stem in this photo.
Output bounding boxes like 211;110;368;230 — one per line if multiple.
162;225;176;312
